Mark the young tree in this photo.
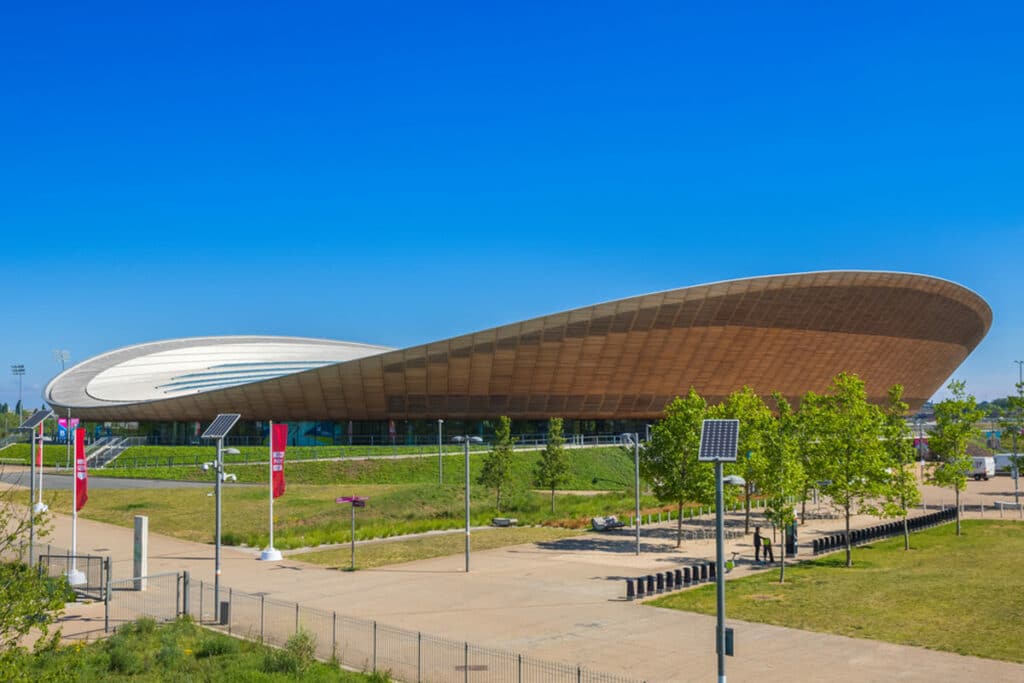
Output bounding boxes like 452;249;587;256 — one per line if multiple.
761;393;805;583
712;386;773;534
999;382;1024;505
929;380;984;535
864;385;921;550
0;481;67;654
534;417;569;513
800;373;887;567
642;389;716;547
478;416;516;511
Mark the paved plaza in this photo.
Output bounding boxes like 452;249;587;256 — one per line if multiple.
9;469;1024;682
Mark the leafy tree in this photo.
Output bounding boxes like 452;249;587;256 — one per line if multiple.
800;373;887;567
864;385;921;550
534;418;569;513
710;387;773;534
478;416;515;511
0;480;68;657
999;382;1024;505
929;380;984;535
642;389;716;547
759;393;805;583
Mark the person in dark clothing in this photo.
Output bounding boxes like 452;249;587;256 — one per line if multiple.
753;527;763;563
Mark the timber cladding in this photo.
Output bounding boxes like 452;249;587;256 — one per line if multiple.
50;271;991;421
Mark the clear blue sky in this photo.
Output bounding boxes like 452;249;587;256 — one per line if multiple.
3;2;1022;409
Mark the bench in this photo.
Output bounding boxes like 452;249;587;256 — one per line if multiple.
491;517;518;527
591;515;626;531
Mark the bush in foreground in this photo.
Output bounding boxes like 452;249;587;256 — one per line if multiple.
4;616;389;681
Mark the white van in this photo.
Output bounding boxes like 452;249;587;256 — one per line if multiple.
971;456;995;481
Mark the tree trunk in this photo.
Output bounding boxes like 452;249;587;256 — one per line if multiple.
955;487;961;535
744;481;751;534
801;487;808;525
845;503;852;567
550;487;555;514
496;487;502;513
903;513;909;550
676;500;683;548
779;540;786;583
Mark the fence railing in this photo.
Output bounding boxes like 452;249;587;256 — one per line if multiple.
1;540;111;602
103;572;645;683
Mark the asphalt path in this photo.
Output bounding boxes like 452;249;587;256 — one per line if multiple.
0;467;231;490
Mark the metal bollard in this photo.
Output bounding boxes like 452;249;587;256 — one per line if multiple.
683;567;691;584
646;575;655;593
656;573;665;592
674;568;682;586
626;578;635;600
636;577;645;597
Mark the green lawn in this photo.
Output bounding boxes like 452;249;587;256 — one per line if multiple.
36;481;664;551
295;526;581;569
649;520;1024;663
5;617;386;681
0;443;74;466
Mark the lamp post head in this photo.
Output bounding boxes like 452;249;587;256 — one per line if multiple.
723;475;746;487
223;447;240;455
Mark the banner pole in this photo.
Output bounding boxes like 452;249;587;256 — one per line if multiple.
260;422;282;561
269;420;274;551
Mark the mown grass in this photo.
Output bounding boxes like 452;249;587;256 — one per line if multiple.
91;446;638;491
36;481;670;550
648;520;1024;663
4;616;387;681
296;526;581;569
0;444;74;466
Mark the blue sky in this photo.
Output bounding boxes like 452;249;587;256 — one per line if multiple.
3;2;1022;409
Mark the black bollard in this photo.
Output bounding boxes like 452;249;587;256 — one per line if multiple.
646;575;655;594
666;571;674;590
626;578;635;600
636;577;645;597
683;567;691;584
701;563;709;581
709;562;716;580
656;573;665;592
674;568;683;586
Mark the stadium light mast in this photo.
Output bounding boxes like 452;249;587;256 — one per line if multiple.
621;433;642;556
11;364;25;416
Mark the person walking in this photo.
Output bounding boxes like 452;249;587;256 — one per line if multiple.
763;533;775;563
753;527;763;563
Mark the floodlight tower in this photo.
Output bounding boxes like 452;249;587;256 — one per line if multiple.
11;364;25;416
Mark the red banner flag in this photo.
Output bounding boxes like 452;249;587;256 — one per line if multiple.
271;423;287;499
74;428;88;511
37;423;44;467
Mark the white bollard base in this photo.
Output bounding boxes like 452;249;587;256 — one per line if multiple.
33;502;49;513
66;569;87;586
259;547;283;561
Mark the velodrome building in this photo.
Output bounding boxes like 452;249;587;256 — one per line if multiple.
44;271;990;444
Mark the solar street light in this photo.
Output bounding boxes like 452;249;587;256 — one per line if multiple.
452;435;484;572
201;414;241;624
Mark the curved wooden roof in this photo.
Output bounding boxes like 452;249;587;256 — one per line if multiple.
46;271;991;421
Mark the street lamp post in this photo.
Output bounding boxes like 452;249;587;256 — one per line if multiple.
621;433;641;555
437;419;444;484
452;435;483;572
201;414;241;624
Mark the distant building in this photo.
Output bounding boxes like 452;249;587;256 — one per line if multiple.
44;271;990;444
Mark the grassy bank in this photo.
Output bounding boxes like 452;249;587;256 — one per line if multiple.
90;446;638;490
5;616;386;681
649;520;1024;663
35;482;665;550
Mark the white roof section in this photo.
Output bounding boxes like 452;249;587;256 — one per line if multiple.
45;336;392;409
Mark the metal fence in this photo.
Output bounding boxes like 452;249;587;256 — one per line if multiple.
2;540;111;602
102;573;644;683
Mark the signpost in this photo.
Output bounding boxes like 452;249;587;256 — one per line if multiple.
336;496;368;570
698;419;740;683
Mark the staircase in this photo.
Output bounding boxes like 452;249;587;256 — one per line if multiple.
92;437;146;468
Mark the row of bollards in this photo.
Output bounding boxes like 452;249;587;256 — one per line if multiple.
625;561;716;600
811;508;957;555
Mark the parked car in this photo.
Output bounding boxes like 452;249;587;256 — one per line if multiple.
971;456;995;481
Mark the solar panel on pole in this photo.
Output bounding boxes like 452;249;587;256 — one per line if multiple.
18;409;53;431
698;419;740;462
202;414;241;439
